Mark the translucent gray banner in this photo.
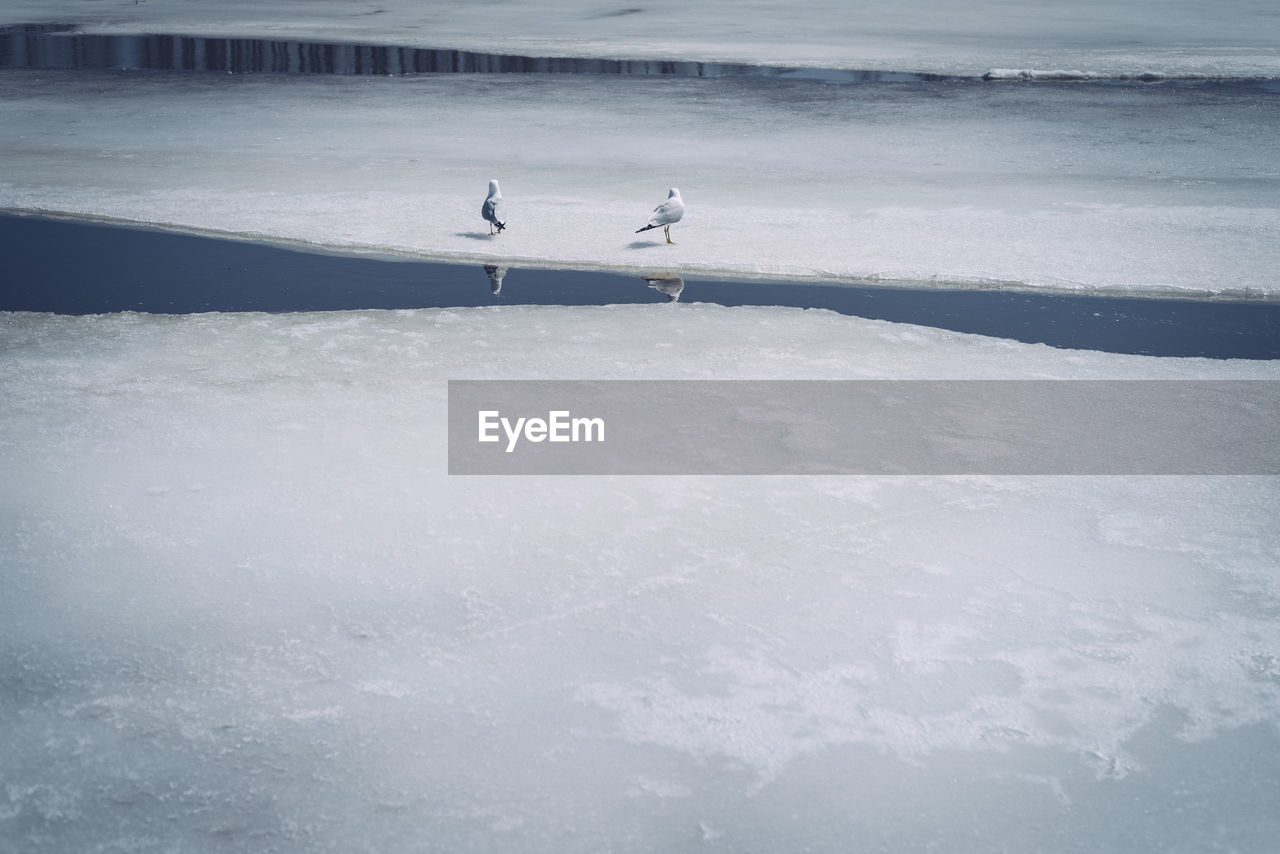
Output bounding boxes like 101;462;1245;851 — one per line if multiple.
447;380;1280;475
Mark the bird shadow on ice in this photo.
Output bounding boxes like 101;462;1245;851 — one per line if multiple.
455;231;501;241
626;240;668;249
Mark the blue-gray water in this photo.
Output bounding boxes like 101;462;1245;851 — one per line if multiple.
4;214;1277;359
0;23;948;83
4;24;1276;89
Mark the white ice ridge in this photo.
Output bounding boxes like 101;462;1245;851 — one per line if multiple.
982;69;1216;81
2;67;1278;295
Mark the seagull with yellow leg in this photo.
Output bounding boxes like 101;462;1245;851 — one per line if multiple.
635;188;684;244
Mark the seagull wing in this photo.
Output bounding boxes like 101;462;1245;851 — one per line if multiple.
647;197;684;227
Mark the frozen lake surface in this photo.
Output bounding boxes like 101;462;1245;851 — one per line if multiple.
3;2;1279;852
2;25;1277;294
4;302;1279;853
6;213;1279;359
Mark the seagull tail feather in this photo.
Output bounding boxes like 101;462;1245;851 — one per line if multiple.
635;224;659;233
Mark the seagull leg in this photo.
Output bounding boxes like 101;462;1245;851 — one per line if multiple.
664;225;675;245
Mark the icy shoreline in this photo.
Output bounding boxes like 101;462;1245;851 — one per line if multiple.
7;206;1280;307
3;66;1277;297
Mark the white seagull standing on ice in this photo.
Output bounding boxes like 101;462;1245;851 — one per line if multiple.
635;187;684;244
482;179;506;234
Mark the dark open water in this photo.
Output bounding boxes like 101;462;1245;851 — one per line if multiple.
4;23;1276;89
0;23;952;83
3;213;1277;359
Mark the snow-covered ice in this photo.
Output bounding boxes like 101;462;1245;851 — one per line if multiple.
2;1;1279;851
3;308;1279;852
3;68;1277;295
1;1;1278;294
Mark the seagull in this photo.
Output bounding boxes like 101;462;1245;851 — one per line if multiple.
635;187;684;244
481;179;506;234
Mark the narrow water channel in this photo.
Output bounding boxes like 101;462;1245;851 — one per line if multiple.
4;214;1277;359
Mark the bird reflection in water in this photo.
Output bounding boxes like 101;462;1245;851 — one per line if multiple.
484;264;508;294
642;275;684;302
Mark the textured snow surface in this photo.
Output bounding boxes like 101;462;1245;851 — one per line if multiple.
3;1;1279;850
2;306;1279;852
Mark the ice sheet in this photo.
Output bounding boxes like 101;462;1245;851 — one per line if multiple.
2;68;1277;295
3;0;1278;293
3;2;1279;849
2;306;1279;852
